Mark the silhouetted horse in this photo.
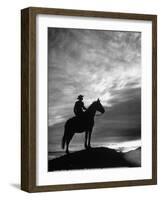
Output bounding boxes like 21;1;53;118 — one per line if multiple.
62;99;105;154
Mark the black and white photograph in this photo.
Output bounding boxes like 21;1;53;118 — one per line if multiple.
21;7;157;192
48;27;141;171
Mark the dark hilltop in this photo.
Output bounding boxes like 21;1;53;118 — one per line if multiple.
48;147;141;171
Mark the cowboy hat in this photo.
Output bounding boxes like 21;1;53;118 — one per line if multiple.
77;95;84;99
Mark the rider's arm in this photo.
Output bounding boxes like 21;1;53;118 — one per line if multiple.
82;103;87;110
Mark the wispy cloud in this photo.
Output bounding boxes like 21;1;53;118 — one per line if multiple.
48;28;141;126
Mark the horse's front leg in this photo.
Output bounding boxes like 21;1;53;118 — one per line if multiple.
84;131;88;149
88;129;93;148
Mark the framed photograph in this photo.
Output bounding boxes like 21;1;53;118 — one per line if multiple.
21;7;157;192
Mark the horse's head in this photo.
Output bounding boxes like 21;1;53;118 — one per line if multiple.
95;98;105;114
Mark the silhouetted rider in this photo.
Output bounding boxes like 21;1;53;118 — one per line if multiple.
74;95;87;117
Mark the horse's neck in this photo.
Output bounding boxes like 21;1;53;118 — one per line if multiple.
86;104;96;118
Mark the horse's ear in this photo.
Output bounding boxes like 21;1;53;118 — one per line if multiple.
97;98;100;102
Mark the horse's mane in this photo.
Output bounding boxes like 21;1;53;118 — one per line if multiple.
86;101;97;112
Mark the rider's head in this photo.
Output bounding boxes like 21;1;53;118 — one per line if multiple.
77;95;83;101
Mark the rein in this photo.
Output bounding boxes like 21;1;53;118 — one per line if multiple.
95;113;103;117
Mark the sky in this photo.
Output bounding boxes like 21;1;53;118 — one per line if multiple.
48;28;141;152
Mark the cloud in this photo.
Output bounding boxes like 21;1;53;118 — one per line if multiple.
48;28;141;126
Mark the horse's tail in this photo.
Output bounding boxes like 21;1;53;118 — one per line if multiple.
62;134;66;149
61;122;68;149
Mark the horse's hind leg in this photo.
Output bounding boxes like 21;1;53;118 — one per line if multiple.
66;138;70;154
66;132;74;154
66;143;69;154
